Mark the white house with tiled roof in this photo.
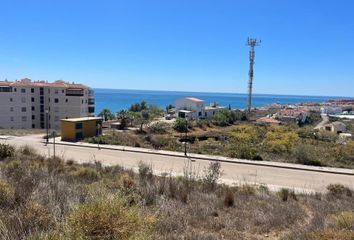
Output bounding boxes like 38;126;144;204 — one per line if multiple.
0;78;95;130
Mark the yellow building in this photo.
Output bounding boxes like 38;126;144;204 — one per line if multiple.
61;117;103;141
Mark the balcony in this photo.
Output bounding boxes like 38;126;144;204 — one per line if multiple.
66;88;84;97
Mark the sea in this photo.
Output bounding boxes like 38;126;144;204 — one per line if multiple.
94;88;350;115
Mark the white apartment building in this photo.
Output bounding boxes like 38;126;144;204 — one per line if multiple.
0;78;95;130
175;97;224;120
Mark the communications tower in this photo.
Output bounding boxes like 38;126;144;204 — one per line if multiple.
246;38;261;117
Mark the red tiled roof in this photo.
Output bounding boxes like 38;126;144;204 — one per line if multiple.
0;78;89;89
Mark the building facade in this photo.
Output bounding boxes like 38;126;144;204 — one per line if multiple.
61;117;102;141
175;97;224;120
0;78;95;130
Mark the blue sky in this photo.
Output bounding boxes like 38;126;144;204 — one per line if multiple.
0;0;353;97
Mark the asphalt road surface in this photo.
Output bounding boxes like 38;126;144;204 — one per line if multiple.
1;134;353;193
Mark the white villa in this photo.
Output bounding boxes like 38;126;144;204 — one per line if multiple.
175;97;225;120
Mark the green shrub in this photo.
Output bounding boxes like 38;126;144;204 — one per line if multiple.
148;122;169;134
66;196;155;239
0;144;14;160
72;167;99;182
174;118;191;133
295;144;322;166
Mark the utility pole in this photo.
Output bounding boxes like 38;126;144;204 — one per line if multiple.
45;109;49;145
246;37;261;119
184;118;188;156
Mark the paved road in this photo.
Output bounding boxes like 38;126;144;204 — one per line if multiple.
314;114;329;130
1;135;353;193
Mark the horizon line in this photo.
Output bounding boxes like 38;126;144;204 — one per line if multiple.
92;87;353;99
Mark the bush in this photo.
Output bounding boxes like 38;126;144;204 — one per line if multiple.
295;144;322;166
66;196;155;239
202;161;222;190
148;122;169;134
174;118;191;133
327;184;353;198
330;211;354;230
263;126;300;154
223;189;235;207
0;144;14;160
306;230;354;240
212;110;238;126
278;188;297;201
20;201;55;233
0;180;16;208
72;167;99;182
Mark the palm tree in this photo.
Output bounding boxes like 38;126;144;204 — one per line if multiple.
98;108;115;121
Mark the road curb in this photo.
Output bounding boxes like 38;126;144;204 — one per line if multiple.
45;141;354;176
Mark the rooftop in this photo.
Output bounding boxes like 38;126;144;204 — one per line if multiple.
61;117;102;122
0;78;89;89
184;97;204;103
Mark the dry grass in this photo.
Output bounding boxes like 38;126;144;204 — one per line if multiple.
0;129;45;136
0;145;352;239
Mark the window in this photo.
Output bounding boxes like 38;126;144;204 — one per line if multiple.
55;89;59;94
21;97;26;103
10;117;14;121
65;99;68;103
48;98;50;102
32;115;35;120
54;98;59;103
62;90;64;93
75;123;83;129
40;96;44;104
31;88;34;93
54;107;59;113
21;107;26;112
32;124;35;128
14;88;17;92
40;105;44;112
198;112;202;116
10;107;13;112
40;114;44;122
10;98;13;102
22;116;27;122
31;97;34;102
48;89;50;93
40;87;44;95
21;88;26;93
54;116;59;122
32;106;35;111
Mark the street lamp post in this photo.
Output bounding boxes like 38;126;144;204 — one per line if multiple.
184;118;188;156
52;130;56;158
45;109;49;145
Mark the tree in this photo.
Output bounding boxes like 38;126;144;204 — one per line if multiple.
131;110;152;132
174;118;190;133
117;110;131;129
129;101;148;112
97;108;115;121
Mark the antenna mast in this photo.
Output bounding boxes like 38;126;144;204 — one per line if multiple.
246;37;261;118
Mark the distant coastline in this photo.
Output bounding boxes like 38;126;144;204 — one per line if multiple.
93;88;353;115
